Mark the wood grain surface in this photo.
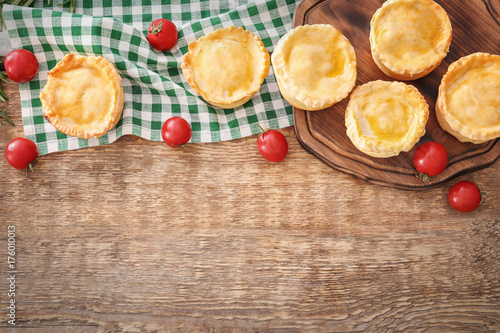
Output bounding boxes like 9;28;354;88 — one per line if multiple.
0;28;500;333
293;0;500;190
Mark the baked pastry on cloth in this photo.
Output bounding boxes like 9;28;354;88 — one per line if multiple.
40;53;124;140
345;80;429;158
436;52;500;144
181;26;270;109
271;24;357;111
369;0;452;81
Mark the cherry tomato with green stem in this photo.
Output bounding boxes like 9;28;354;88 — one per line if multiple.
257;126;288;162
161;116;192;148
414;141;448;181
147;18;178;51
5;137;39;173
448;181;483;213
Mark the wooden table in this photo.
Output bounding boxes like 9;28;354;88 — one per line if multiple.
1;77;499;331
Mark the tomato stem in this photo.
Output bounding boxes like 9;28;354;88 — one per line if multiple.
148;20;163;35
25;162;36;176
415;173;430;182
171;144;188;150
25;157;40;176
258;124;275;138
477;184;487;205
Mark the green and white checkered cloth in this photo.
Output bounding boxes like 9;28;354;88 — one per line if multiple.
3;0;299;155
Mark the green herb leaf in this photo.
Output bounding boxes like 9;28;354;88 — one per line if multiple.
0;107;15;126
0;0;35;30
57;0;76;13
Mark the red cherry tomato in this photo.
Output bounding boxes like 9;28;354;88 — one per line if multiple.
161;117;192;148
257;128;288;162
4;49;39;83
414;141;448;177
147;18;178;51
5;137;39;171
448;181;482;213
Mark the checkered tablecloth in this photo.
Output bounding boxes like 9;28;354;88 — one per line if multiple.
3;0;299;155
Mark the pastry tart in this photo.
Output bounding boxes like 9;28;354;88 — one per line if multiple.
436;52;500;144
181;26;270;109
369;0;452;81
40;53;124;140
345;80;429;158
271;24;356;111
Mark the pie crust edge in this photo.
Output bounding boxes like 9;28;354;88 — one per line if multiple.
271;24;357;111
345;80;429;158
369;0;452;81
40;53;124;140
436;52;500;144
181;26;271;109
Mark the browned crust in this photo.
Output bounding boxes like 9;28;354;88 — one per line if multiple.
271;24;357;111
40;53;124;140
436;52;500;143
345;80;429;158
369;0;452;81
181;26;270;109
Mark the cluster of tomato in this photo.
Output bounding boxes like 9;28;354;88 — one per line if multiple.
161;116;288;161
4;48;41;175
3;18;481;213
149;18;289;164
413;141;483;213
3;19;288;167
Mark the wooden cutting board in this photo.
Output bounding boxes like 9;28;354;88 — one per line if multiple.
292;0;500;190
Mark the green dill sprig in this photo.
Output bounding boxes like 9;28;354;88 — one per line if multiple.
55;0;76;14
0;0;34;30
0;70;14;126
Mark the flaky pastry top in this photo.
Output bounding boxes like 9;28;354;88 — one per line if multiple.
181;26;270;109
271;24;356;111
345;80;429;158
40;53;124;140
436;52;500;143
370;0;452;78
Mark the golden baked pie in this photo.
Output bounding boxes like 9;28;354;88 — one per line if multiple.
436;52;500;144
345;80;429;158
40;53;124;140
369;0;452;81
271;24;356;111
181;26;270;109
